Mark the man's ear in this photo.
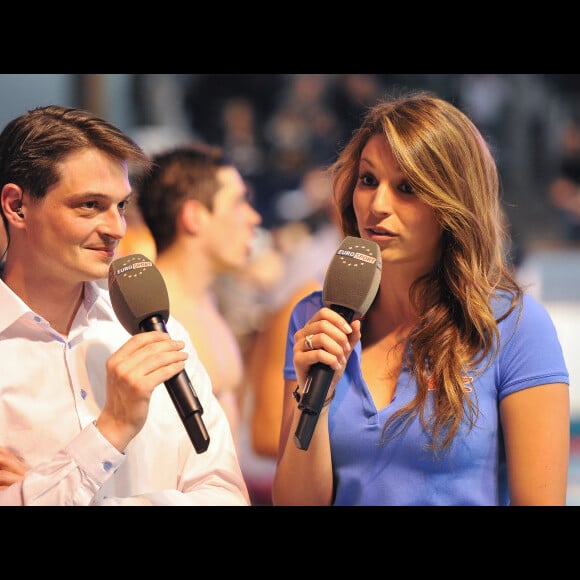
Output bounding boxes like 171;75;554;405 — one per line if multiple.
1;183;25;225
180;198;209;235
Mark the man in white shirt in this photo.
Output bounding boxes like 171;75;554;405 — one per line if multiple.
0;105;249;506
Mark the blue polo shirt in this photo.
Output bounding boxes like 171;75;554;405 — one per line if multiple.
283;291;569;505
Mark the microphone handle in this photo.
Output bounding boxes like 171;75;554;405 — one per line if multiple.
140;315;210;454
165;372;210;454
293;362;334;450
293;305;354;451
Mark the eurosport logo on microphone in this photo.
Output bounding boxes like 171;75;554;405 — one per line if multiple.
114;260;153;276
336;249;377;264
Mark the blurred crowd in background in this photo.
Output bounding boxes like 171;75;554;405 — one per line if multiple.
129;74;580;242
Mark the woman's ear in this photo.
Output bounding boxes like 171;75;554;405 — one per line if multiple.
1;183;25;225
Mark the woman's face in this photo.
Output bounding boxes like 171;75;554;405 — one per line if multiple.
353;134;443;275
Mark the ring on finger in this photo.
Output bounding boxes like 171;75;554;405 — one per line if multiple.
305;334;314;351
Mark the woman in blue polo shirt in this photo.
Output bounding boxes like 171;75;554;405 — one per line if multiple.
273;91;570;506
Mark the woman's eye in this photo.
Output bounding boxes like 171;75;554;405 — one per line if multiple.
399;181;415;195
359;173;376;187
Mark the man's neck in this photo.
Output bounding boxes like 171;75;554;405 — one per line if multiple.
3;265;85;336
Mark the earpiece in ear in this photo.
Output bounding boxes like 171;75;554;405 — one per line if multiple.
16;207;24;218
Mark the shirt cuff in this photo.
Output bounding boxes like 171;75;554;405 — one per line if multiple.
65;422;126;488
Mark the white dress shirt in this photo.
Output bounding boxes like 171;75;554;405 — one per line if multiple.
0;279;250;506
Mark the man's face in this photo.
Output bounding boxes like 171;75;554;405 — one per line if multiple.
202;166;262;274
21;148;132;286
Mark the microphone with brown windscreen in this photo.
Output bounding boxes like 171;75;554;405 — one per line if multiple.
294;236;382;451
108;254;210;454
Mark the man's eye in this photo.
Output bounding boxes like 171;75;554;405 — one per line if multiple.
244;189;254;204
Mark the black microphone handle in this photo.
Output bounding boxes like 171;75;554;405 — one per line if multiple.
140;315;210;454
293;305;354;451
293;362;334;450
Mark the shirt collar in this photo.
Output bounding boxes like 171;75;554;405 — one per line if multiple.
0;278;31;332
0;278;112;333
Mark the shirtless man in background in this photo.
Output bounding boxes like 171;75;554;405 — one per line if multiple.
136;142;262;455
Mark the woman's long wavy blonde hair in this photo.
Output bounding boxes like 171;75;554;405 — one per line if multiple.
330;91;523;453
